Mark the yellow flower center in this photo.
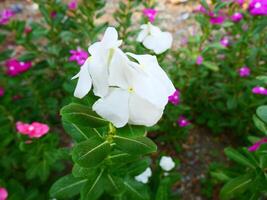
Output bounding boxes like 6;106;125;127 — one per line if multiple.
128;87;134;93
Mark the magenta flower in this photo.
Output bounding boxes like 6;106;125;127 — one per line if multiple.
220;37;230;47
168;90;180;105
68;0;78;10
0;187;8;200
196;55;203;65
239;66;250;77
143;8;157;23
16;121;50;139
252;86;267;95
0;9;14;25
249;0;267;16
5;59;32;76
209;13;225;25
248;138;267;151
231;12;243;22
69;48;89;65
0;87;4;97
177;116;191;127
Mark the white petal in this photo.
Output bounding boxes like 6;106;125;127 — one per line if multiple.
143;31;173;54
127;53;176;108
159;156;175;171
101;27;122;48
73;59;92;99
108;49;131;89
137;29;149;42
129;93;163;127
89;57;109;97
92;88;129;128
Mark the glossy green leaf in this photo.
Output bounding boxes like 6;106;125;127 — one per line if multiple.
224;148;255;168
81;169;105;200
60;103;108;128
72;136;111;168
220;175;253;200
50;174;87;199
113;136;157;155
256;106;267;124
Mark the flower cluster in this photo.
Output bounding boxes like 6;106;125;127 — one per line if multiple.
68;0;78;10
5;59;32;76
73;27;175;128
0;9;14;25
69;48;89;65
137;23;173;54
16;121;50;139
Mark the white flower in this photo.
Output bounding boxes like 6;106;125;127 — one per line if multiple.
72;27;123;98
134;167;152;184
137;23;173;54
72;27;175;128
159;156;175;171
92;54;164;128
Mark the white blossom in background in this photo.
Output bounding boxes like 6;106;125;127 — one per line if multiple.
134;167;152;184
159;156;175;171
72;27;175;128
137;23;173;54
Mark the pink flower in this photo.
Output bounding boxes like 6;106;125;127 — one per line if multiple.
0;9;15;25
68;0;78;10
24;26;32;34
0;187;8;200
16;121;50;138
239;66;250;77
220;37;230;47
231;12;243;22
0;87;4;97
252;86;267;95
177;116;191;127
5;58;32;76
69;48;89;65
196;55;203;65
249;0;267;16
168;90;180;105
209;13;225;25
194;5;208;14
248;138;267;151
143;8;157;23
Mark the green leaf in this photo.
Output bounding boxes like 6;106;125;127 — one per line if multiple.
72;164;97;178
224;148;255;168
253;115;267;135
60;103;108;128
113;136;157;155
104;174;125;195
117;125;146;137
203;61;219;71
72;136;111;168
220;175;253;200
123;179;149;200
50;174;87;199
62;121;103;142
81;169;105;200
256;106;267;123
